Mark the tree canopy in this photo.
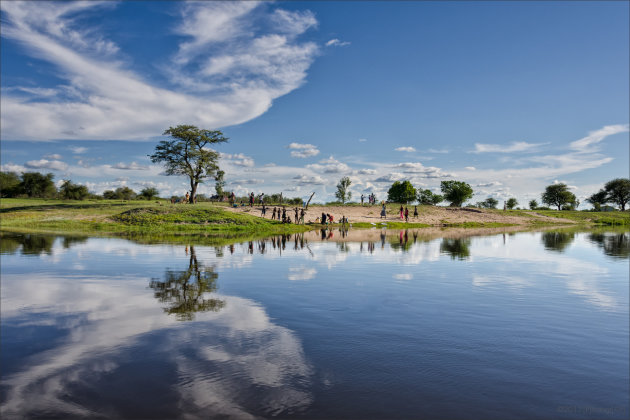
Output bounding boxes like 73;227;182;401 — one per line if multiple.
335;176;352;204
541;183;576;210
604;178;630;211
417;189;443;205
506;198;518;210
586;189;608;211
440;180;473;207
388;180;416;204
150;125;228;203
60;180;89;200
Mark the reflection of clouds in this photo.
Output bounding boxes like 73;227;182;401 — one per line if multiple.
288;266;317;281
393;273;413;281
1;272;312;418
472;275;531;289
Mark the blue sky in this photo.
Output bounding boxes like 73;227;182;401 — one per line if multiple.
1;1;628;206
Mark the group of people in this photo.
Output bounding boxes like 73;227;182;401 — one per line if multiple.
398;205;419;222
360;193;377;205
265;205;306;224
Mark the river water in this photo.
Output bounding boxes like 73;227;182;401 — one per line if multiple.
1;229;628;419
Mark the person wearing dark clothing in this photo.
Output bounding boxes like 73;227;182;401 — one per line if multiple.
413;206;418;218
300;208;305;224
272;207;276;220
321;212;327;224
404;207;409;222
282;207;286;221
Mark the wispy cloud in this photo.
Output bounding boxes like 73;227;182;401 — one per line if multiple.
307;156;350;174
69;147;88;154
293;174;325;185
221;153;255;167
472;141;546;154
112;162;149;171
394;162;454;178
569;124;629;153
43;153;63;160
325;38;350;47
0;2;320;140
288;142;319;158
395;146;416;152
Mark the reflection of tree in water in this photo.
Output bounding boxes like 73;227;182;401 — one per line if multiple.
149;246;225;321
588;232;629;258
440;238;471;260
62;236;88;249
541;231;575;252
390;230;412;252
0;233;55;255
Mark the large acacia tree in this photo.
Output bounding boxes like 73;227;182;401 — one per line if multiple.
541;183;576;210
150;125;228;203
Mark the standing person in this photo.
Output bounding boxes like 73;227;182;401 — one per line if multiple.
272;207;276;220
413;205;419;218
282;207;286;221
185;191;190;203
294;207;299;223
404;207;409;222
321;212;327;224
381;202;387;219
361;194;364;205
300;208;305;224
261;203;266;217
399;205;404;220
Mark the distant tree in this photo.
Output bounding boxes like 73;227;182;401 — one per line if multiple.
417;189;443;205
529;199;538;210
440;180;473;207
335;176;352;204
387;180;417;204
586;189;608;211
19;172;56;198
59;180;89;200
214;170;226;196
150;125;228;204
541;183;576;211
103;190;116;199
604;178;630;211
482;197;499;209
139;187;160;200
114;186;136;200
506;198;518;210
0;171;21;197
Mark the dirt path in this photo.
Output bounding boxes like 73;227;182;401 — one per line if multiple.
223;204;576;226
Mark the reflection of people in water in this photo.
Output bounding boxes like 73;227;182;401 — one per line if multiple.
149;246;225;321
381;230;386;248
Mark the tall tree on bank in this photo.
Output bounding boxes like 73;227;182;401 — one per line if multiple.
604;178;630;211
440;180;473;207
388;180;417;204
150;125;228;203
541;183;576;210
335;176;352;204
587;189;608;211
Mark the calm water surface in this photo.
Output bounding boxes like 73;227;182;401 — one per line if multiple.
1;229;628;419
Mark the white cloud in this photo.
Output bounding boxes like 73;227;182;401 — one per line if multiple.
307;156;350;174
476;181;502;187
357;168;377;175
427;148;449;154
69;147;88;154
465;166;476;171
393;162;453;178
293;174;325;185
43;153;63;160
358;138;367;142
325;38;350;47
0;2;320;141
230;179;264;185
288;143;319;158
24;159;68;171
472;141;545;154
395;146;416;152
112;162;149;171
1;163;27;173
374;173;405;183
221;153;255;167
569;124;629;153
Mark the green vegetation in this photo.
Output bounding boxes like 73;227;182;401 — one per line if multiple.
335;176;352;204
603;178;630;211
387;180;417;204
417;189;443;205
541;183;577;210
441;180;473;207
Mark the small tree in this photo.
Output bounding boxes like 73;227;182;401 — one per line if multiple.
529;199;538;210
139;187;160;200
115;186;136;200
59;180;89;200
19;172;57;198
541;183;576;211
150;125;228;204
604;178;630;211
335;176;352;204
440;180;473;207
417;189;443;205
387;180;417;204
214;170;226;196
586;189;608;211
482;197;499;209
0;171;21;197
506;198;518;210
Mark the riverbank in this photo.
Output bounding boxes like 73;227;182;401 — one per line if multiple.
1;199;627;239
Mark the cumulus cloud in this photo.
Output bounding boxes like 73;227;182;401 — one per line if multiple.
306;156;350;174
395;146;416;152
24;159;68;171
221;153;255;167
288;143;319;158
472;141;546;154
373;173;405;183
465;166;476;171
0;2;320;140
69;147;88;154
393;162;453;178
293;174;325;185
476;181;503;187
112;162;149;170
357;168;377;175
325;38;350;47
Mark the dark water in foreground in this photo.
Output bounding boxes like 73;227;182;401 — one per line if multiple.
1;229;628;420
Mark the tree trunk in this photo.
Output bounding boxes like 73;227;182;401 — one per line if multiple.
190;179;198;204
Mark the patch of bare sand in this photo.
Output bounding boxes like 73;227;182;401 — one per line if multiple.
223;204;576;226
